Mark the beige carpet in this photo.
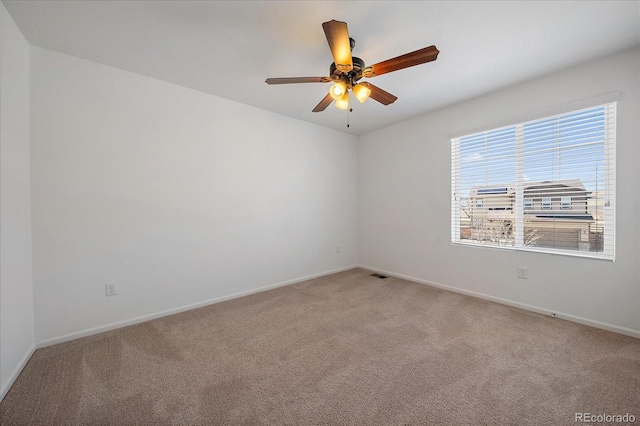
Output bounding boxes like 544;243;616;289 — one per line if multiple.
1;268;639;425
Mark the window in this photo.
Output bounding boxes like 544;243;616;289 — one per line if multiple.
451;102;616;259
524;198;533;210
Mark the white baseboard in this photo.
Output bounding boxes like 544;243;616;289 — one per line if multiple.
1;343;36;402
358;264;640;340
36;265;359;349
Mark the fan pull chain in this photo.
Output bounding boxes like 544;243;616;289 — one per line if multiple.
347;108;352;128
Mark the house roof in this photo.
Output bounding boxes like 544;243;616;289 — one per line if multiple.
471;179;590;196
524;179;587;192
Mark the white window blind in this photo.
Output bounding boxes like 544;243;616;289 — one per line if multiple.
451;102;616;260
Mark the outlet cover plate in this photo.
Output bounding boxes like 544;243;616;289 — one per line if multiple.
517;267;529;279
105;282;117;296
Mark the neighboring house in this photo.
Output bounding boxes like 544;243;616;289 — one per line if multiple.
466;179;595;251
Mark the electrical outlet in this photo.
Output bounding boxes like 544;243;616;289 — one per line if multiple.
105;282;117;296
517;266;529;279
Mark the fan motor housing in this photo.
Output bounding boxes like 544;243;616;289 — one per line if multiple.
330;57;366;83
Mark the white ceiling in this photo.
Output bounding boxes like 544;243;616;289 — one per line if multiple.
4;1;640;135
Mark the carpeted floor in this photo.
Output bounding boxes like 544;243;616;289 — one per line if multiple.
1;268;639;425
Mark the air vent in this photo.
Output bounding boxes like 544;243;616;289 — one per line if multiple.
370;273;388;279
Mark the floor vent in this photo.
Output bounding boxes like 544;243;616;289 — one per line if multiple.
370;273;388;279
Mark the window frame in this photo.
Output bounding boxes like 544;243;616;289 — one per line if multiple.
451;101;616;260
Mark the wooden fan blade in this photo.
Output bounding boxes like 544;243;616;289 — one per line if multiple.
367;45;439;77
360;82;397;105
312;93;334;112
265;77;331;84
322;20;353;73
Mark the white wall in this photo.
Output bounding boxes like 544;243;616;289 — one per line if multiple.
0;2;35;398
30;47;358;344
359;47;640;336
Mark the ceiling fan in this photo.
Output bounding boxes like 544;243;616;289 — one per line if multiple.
265;19;439;112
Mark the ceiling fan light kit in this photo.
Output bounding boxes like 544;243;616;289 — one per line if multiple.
266;19;439;117
335;93;350;110
330;81;347;101
352;83;371;103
